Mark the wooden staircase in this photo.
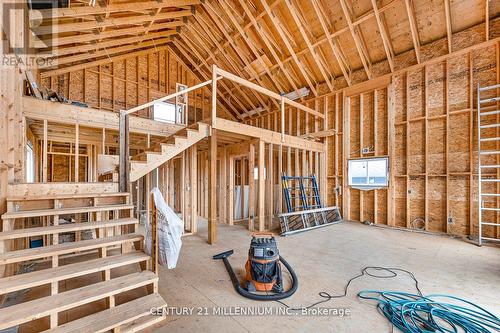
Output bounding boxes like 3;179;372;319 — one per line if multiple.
130;122;210;182
0;191;167;332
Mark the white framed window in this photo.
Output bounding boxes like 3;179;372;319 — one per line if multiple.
348;157;388;189
153;101;176;124
26;141;35;183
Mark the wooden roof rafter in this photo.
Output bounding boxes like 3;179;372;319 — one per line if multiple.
34;20;184;48
29;0;201;20
309;0;352;86
41;36;173;69
192;11;278;115
283;0;334;92
183;24;259;112
171;39;242;120
257;0;319;96
174;31;249;117
215;0;285;95
370;0;395;72
404;0;421;63
200;1;280;111
228;0;305;101
32;9;192;35
338;0;373;80
443;0;453;53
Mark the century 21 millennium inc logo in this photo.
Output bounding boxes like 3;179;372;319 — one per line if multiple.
2;1;57;66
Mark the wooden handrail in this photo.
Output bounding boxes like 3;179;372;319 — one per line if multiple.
215;66;324;119
123;79;213;116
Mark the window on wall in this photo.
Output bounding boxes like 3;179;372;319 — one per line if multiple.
348;157;388;189
153;102;176;123
26;141;35;183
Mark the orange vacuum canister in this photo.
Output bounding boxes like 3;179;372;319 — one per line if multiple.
244;234;283;293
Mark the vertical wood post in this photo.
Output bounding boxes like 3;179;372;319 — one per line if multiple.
75;123;79;182
43;119;48;182
228;156;234;225
281;97;285;142
211;65;217;129
208;129;217;244
119;110;130;193
190;146;198;233
258;140;265;231
248;143;255;230
278;144;283;213
220;147;227;223
150;192;158;274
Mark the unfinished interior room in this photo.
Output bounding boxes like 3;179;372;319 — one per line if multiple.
1;0;499;332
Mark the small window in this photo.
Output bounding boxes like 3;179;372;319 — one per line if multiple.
348;157;388;189
153;102;176;123
26;141;35;183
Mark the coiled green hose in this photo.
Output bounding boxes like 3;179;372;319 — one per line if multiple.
358;291;500;333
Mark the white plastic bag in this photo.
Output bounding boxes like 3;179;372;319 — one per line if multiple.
145;188;183;269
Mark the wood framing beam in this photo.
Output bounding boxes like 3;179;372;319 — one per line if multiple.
215;67;323;118
234;0;306;98
214;0;401;86
485;0;490;41
339;0;372;79
248;143;255;230
30;0;200;20
178;29;248;113
41;37;172;69
35;21;184;48
444;0;453;53
187;21;260;111
208;130;217;244
22;97;183;136
283;0;334;91
40;44;171;77
52;30;177;57
33;9;192;35
173;36;243;118
370;0;395;72
216;118;325;152
201;2;278;101
258;140;265;231
257;0;318;96
216;0;284;94
310;0;352;86
404;0;421;63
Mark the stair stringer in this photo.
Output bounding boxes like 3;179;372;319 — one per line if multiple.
129;122;210;182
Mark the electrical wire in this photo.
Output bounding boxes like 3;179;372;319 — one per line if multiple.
275;266;422;310
274;266;499;333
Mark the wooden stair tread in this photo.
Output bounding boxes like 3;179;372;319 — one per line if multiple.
43;293;166;333
0;251;149;294
121;310;166;333
7;192;129;202
0;218;138;240
0;271;157;331
2;204;134;219
0;233;143;265
129;122;209;182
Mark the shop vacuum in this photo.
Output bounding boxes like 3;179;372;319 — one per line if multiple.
213;233;298;301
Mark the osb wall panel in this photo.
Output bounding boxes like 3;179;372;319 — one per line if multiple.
318;41;499;238
41;48;212;121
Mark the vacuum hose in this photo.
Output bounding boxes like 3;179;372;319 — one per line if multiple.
213;250;299;301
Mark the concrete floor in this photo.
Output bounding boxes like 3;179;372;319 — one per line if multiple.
147;221;500;333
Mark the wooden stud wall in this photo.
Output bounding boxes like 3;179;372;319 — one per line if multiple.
319;42;498;238
40;48;212;121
